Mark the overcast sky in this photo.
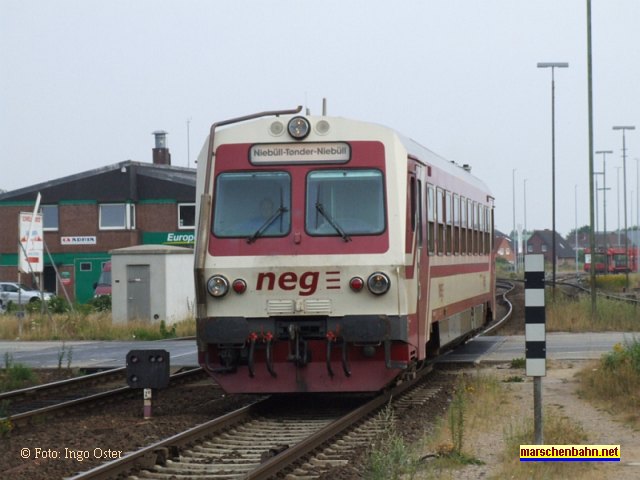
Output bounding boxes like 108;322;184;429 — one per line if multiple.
2;1;639;237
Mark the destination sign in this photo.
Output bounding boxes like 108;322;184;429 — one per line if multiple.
250;142;350;164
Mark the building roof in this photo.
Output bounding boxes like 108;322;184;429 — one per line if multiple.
0;161;196;204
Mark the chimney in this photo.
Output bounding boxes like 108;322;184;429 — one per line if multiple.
152;130;171;165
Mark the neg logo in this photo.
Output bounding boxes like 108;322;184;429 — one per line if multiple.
256;271;320;296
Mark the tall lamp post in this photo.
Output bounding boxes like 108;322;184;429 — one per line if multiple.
595;150;613;272
512;168;518;273
537;62;569;295
613;125;635;289
523;178;528;259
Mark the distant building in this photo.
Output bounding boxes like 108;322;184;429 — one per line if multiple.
495;231;514;264
0;132;196;303
527;229;576;268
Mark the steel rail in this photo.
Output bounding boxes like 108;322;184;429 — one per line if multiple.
68;398;268;480
69;364;434;480
246;364;433;479
0;366;125;403
1;367;205;429
482;279;515;336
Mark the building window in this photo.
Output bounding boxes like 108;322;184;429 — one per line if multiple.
42;205;59;231
178;203;195;229
541;244;548;253
79;262;92;271
527;244;533;253
99;203;135;230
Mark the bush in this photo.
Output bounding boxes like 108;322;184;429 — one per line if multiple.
88;295;111;312
48;296;71;314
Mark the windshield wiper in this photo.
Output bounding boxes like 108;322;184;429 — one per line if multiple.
316;203;351;242
246;206;288;244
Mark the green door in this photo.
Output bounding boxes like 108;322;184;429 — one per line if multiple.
74;257;109;304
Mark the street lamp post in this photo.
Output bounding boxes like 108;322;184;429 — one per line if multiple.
596;150;613;272
523;178;528;259
613;125;636;289
575;185;579;274
512;169;517;273
537;62;569;295
616;166;622;246
637;157;640;272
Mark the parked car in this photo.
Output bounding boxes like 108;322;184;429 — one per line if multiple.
93;261;112;297
0;282;54;309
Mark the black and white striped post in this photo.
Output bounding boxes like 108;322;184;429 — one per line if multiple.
525;254;545;444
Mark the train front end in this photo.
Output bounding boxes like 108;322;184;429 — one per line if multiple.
194;110;414;393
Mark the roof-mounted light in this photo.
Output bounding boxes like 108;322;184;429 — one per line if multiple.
287;116;311;140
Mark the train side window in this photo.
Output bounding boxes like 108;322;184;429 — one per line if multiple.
417;179;423;247
489;206;494;253
460;196;467;255
427;184;435;254
445;191;452;255
476;203;482;255
484;206;489;254
453;194;460;255
467;199;473;255
473;202;482;255
478;204;484;255
436;188;445;255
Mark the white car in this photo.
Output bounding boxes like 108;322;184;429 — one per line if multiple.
0;282;54;308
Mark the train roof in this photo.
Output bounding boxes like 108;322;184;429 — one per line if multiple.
394;132;492;196
209;112;492;197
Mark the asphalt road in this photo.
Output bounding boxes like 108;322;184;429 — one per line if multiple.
0;332;634;370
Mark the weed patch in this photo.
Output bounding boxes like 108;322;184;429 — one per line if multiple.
499;409;589;479
577;338;640;427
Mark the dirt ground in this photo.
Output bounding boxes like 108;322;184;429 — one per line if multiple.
449;360;640;480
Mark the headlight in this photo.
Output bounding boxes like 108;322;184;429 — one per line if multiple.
367;272;390;295
287;116;311;140
207;275;229;297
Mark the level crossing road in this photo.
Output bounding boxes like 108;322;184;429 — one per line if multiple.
0;332;633;369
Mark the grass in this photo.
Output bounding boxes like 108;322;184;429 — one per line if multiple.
364;404;417;480
407;370;504;479
0;353;38;392
0;312;195;341
576;338;640;428
547;294;640;332
498;409;591;480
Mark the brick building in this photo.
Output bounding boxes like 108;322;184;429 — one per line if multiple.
526;229;576;268
0;134;196;303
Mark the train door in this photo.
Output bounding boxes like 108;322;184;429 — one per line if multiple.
409;164;428;359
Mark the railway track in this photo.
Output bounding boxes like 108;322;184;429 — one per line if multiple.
0;367;207;429
68;362;448;480
63;284;514;479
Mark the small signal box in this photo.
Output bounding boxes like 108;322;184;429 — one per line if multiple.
126;349;170;389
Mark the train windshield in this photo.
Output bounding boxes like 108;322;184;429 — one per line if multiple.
306;169;385;236
212;172;291;238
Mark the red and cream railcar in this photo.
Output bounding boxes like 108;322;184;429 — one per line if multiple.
194;107;495;394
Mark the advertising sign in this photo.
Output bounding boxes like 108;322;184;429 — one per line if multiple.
19;212;44;273
61;236;97;245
